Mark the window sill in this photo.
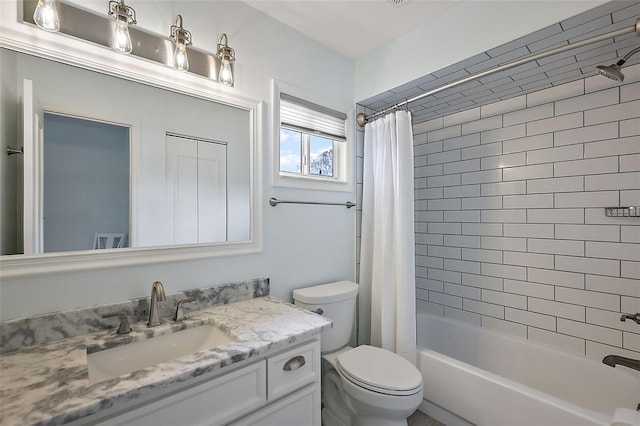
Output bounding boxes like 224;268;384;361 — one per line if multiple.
273;174;352;192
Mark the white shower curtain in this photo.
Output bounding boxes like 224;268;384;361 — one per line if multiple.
358;110;417;365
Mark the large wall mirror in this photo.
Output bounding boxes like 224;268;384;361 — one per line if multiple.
0;38;262;277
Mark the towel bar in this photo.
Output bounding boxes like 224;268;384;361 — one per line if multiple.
269;197;356;209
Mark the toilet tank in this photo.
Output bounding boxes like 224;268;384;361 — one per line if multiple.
293;281;359;353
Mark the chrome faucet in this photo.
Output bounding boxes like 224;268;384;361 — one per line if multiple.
147;281;166;327
602;355;640;372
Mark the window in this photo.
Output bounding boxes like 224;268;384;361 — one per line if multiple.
280;130;334;178
277;92;349;187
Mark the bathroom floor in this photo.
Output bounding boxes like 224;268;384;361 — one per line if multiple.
408;410;445;426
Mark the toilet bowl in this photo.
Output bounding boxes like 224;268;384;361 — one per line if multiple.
326;345;423;426
293;281;423;426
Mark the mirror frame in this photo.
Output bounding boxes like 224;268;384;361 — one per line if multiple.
0;0;264;278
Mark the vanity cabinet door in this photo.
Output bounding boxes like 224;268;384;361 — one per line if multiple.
96;360;267;426
229;383;320;426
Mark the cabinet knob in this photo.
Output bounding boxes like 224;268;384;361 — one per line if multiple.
283;355;306;371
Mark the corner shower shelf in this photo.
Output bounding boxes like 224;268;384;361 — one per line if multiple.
604;206;640;217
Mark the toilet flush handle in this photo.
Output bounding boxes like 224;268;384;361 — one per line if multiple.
312;308;324;315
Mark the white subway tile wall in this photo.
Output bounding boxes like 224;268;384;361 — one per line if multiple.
413;64;640;361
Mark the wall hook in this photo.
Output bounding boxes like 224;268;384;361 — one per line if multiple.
6;146;23;156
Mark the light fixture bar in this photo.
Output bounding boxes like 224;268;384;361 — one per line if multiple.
22;0;226;83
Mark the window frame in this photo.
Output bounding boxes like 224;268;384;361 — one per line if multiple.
271;79;354;192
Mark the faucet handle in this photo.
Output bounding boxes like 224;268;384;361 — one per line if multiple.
173;297;197;322
102;311;133;334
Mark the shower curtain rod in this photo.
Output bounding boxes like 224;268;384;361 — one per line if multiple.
356;17;640;127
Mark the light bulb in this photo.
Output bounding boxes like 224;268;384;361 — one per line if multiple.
33;0;60;32
173;43;189;72
216;34;235;86
219;60;233;86
112;19;132;54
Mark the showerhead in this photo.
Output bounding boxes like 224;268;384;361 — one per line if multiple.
596;46;640;82
596;64;625;82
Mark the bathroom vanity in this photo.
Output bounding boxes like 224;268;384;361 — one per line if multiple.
0;280;330;425
87;339;322;426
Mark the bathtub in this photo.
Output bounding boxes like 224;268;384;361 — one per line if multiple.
416;313;640;426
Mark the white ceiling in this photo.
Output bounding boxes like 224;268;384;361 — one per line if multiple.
242;0;461;59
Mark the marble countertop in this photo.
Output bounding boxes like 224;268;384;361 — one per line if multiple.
0;297;331;426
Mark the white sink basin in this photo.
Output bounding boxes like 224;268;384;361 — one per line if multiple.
87;324;236;384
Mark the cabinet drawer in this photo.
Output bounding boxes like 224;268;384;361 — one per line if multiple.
267;340;320;401
99;360;267;426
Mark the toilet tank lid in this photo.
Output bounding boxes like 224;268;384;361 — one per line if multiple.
293;281;358;304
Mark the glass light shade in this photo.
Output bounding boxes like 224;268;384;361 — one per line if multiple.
112;19;133;54
219;60;233;86
33;0;60;32
173;43;189;72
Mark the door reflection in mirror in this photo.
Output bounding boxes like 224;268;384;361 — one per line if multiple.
42;113;130;253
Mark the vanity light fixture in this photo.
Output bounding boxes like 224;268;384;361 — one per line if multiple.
33;0;60;32
108;0;136;54
24;1;238;86
169;15;192;72
216;33;235;86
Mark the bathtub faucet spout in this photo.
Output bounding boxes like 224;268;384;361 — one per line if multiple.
620;312;640;324
602;355;640;372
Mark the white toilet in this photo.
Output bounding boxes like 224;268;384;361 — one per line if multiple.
293;281;423;426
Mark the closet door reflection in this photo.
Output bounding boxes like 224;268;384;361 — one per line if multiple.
166;134;227;244
42;113;130;253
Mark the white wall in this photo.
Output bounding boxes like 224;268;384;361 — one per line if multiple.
0;0;356;319
354;0;608;102
413;64;640;362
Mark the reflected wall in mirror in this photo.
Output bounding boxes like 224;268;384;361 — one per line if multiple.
0;47;252;256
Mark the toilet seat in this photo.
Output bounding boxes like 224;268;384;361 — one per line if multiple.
336;345;423;396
